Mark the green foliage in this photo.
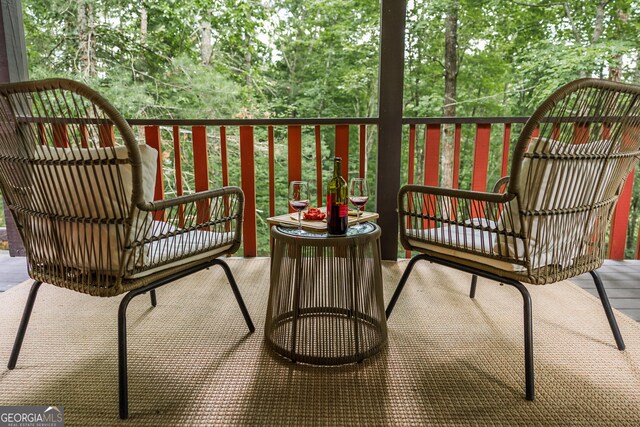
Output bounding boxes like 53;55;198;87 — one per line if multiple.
13;0;640;255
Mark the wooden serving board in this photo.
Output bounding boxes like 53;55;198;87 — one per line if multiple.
267;209;379;231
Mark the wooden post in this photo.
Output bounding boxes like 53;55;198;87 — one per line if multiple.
240;126;257;257
377;0;406;260
0;0;28;256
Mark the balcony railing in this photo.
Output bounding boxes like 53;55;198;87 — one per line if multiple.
22;116;636;259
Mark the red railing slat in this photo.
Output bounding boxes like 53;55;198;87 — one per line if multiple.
239;125;257;257
531;127;540;140
359;124;366;178
268;126;275;217
609;170;634;260
79;124;89;148
452;124;461;189
37;123;46;145
471;124;491;192
145;126;165;221
315;125;322;207
98;124;114;147
424;124;440;228
288;125;302;213
424;124;440;186
471;124;492;218
220;126;229;188
501;123;511;177
407;125;416;185
192;126;209;224
172;126;184;227
52;123;68;148
219;126;231;231
574;123;590;145
335;124;349;179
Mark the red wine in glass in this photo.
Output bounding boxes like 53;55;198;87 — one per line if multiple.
349;196;368;209
289;181;309;233
290;200;309;211
349;178;368;229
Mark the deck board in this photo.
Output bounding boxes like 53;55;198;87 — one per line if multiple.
0;252;638;320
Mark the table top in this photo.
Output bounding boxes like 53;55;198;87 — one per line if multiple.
267;208;379;232
275;221;377;239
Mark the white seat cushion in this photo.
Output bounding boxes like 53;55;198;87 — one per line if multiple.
124;221;235;279
406;224;527;272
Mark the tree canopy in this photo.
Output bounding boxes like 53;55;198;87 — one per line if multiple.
22;0;639;118
13;0;640;256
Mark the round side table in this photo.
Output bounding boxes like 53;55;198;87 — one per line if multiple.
265;223;387;365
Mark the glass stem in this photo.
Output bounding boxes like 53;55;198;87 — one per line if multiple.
358;209;361;226
298;210;302;230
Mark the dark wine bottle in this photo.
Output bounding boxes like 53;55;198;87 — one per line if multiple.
327;157;348;235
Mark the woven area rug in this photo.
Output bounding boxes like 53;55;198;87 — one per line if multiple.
1;258;639;426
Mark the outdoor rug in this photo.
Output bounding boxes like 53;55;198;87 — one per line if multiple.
1;258;639;426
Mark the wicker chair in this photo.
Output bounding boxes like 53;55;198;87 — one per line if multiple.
0;78;255;419
386;78;640;401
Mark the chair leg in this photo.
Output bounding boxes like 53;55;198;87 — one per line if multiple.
470;275;478;299
589;270;625;350
386;254;429;319
150;290;157;307
8;281;43;370
504;280;535;401
118;290;139;420
211;259;255;333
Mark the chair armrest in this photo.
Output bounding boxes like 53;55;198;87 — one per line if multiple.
492;176;510;194
137;186;244;213
399;184;513;204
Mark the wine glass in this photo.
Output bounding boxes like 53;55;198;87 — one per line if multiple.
349;177;368;230
289;180;309;234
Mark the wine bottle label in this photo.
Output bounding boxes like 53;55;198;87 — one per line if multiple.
339;204;348;217
327;194;331;207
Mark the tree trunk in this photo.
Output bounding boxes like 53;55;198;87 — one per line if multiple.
608;8;628;81
441;0;458;189
140;5;148;46
245;52;252;86
77;0;95;77
591;0;609;44
200;20;212;65
563;3;582;45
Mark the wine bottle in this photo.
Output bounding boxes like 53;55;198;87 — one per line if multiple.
327;157;348;235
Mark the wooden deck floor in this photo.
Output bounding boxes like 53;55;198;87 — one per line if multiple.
0;252;638;321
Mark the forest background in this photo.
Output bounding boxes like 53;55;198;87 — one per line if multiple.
7;0;640;255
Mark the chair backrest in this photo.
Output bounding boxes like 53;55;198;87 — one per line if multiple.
0;78;157;294
506;78;640;280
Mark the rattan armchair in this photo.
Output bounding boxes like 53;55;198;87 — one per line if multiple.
0;78;255;419
386;78;640;401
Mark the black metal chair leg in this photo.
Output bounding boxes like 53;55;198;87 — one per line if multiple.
150;290;157;307
470;275;478;299
386;254;429;319
8;281;43;370
589;270;625;350
118;290;139;420
211;259;255;333
504;280;535;401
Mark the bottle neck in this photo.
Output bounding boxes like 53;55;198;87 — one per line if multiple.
333;160;341;177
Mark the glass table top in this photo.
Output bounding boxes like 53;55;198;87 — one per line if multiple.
276;221;376;238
